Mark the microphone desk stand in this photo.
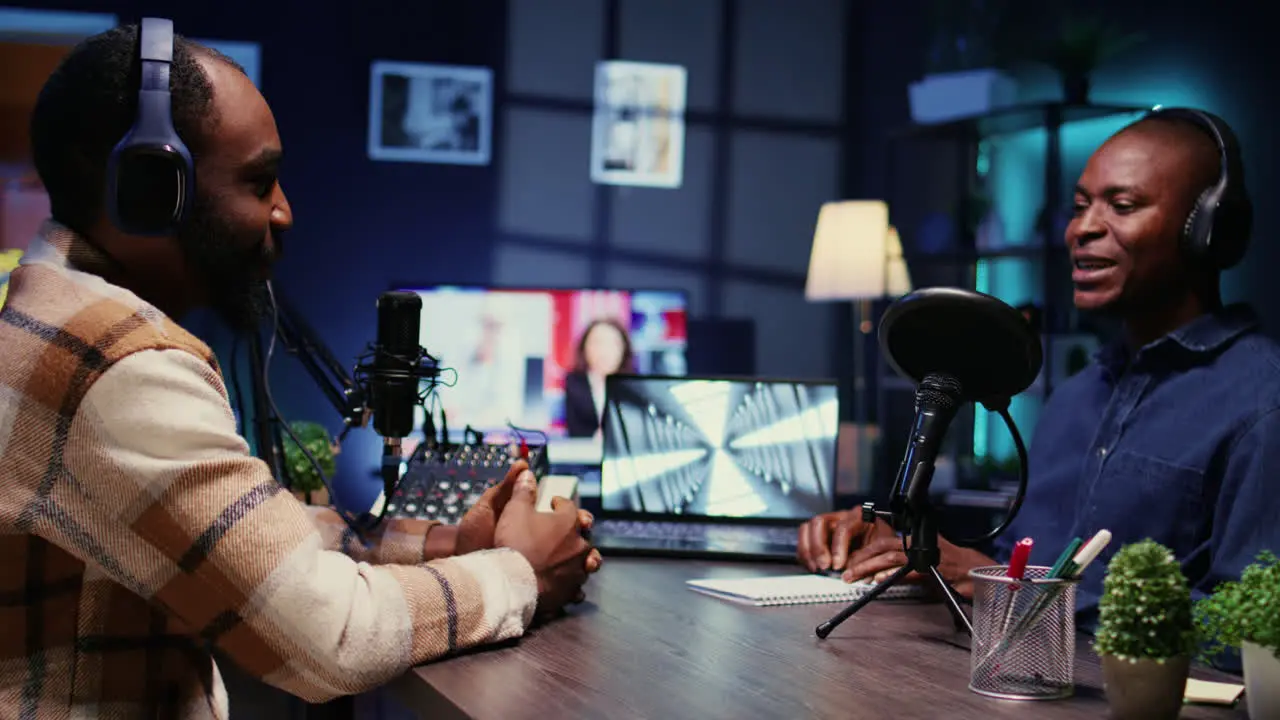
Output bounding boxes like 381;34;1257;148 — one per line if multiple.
815;500;974;639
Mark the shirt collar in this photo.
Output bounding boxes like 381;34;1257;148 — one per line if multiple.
20;219;175;333
1095;304;1260;377
21;219;119;279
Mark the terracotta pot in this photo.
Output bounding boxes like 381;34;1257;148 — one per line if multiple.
1100;654;1190;720
1244;640;1280;719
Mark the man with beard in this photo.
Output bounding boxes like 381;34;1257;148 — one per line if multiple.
797;108;1280;638
0;22;599;718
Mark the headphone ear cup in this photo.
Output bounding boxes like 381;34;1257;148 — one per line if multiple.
1210;196;1253;270
1182;189;1215;262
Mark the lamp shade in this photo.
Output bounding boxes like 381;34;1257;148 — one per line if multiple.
805;200;896;301
885;226;912;297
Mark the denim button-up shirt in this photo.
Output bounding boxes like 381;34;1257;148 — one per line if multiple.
994;304;1280;634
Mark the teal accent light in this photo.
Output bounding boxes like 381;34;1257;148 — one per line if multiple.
973;259;990;459
967;61;1221;464
972;115;1151;462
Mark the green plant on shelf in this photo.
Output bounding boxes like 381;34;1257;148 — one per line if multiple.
283;420;334;503
1039;16;1144;82
998;8;1145;104
1195;550;1280;662
1094;539;1196;663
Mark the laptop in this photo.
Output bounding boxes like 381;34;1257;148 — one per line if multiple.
591;374;840;561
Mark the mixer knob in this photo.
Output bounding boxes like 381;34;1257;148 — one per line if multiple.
425;504;438;515
405;503;417;514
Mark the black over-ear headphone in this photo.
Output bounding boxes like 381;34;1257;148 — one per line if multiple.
106;17;194;236
1142;106;1253;270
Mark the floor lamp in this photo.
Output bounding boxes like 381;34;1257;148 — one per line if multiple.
805;200;912;491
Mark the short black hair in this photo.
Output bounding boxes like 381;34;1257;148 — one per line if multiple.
30;24;246;236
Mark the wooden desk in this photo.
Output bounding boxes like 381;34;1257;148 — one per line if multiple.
392;558;1247;719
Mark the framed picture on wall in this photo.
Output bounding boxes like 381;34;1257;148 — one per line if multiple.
367;61;492;165
590;60;687;189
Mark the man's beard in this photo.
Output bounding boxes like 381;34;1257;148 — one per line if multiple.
175;197;275;334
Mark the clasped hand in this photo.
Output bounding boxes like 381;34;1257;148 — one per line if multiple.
796;510;992;598
449;461;602;619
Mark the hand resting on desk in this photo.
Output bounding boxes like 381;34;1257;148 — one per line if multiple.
796;510;994;598
429;460;603;590
494;470;598;622
423;461;601;617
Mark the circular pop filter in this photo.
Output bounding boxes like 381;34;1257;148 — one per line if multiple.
878;287;1043;403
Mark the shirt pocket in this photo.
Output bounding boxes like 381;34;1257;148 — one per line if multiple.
1096;449;1206;555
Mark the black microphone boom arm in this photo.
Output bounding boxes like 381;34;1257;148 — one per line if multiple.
273;293;368;437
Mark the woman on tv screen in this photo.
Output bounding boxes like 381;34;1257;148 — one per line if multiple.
564;318;634;438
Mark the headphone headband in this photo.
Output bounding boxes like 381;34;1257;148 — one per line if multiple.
139;17;174;64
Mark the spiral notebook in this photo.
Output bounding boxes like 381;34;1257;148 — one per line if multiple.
686;574;925;607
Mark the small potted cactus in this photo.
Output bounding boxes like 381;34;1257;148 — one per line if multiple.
1196;551;1280;719
1094;539;1196;720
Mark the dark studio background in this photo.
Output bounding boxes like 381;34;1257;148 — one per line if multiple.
5;0;1274;490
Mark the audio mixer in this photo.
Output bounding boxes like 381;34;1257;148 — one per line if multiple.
384;442;550;524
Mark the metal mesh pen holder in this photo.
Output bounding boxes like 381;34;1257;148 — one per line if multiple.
967;565;1077;701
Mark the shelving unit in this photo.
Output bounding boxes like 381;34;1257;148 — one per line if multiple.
871;102;1149;499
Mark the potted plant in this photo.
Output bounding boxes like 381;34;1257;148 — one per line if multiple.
283;420;336;506
1094;539;1196;720
1006;10;1144;105
908;0;1017;124
1196;551;1280;719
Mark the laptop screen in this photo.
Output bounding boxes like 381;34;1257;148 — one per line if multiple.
600;375;839;521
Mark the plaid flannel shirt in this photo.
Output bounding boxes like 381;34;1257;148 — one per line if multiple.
0;221;537;718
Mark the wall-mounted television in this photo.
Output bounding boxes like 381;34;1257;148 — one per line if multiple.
396;285;688;446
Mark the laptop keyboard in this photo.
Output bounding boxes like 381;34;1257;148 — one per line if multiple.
595;520;799;546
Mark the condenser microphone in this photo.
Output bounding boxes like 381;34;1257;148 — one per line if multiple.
370;291;423;441
888;372;964;519
877;286;1042;523
815;287;1043;640
342;290;424;526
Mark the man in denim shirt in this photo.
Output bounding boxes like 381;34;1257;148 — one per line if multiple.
796;108;1280;633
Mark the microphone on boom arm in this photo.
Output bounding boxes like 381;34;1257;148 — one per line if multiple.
815;287;1042;640
344;290;442;528
260;286;443;534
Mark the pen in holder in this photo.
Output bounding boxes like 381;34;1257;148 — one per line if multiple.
968;565;1078;701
